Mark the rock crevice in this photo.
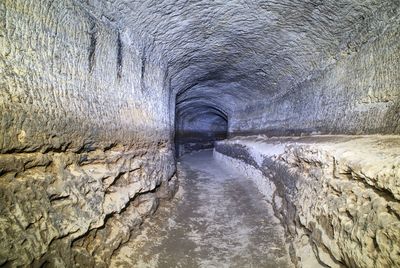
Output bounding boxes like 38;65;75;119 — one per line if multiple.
0;144;178;267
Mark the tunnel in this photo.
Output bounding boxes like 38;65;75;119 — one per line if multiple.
175;96;228;155
0;0;399;267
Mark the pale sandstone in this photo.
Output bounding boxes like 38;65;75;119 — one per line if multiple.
215;136;400;267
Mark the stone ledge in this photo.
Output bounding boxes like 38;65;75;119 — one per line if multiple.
0;144;177;267
214;135;400;268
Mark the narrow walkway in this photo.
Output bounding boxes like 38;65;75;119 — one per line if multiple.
111;150;293;268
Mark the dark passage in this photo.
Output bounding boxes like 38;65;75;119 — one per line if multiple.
175;105;228;156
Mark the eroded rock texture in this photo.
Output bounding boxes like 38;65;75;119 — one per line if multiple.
171;0;400;137
0;0;176;266
215;136;400;267
0;0;399;266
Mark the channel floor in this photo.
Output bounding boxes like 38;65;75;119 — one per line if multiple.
110;150;293;268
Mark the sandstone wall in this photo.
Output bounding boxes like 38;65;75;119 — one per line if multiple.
215;136;400;268
229;7;400;136
0;0;176;266
1;0;399;266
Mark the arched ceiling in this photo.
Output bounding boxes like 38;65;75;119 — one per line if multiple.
77;0;396;121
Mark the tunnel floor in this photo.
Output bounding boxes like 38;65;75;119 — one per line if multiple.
111;150;293;268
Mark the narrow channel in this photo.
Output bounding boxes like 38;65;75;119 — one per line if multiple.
111;150;292;268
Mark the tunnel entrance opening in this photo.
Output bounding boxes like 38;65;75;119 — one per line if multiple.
175;108;228;157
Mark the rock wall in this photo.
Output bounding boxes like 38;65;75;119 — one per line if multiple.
1;0;399;266
229;6;400;136
0;0;176;266
215;136;400;268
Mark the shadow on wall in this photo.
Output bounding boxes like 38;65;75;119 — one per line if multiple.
175;112;227;157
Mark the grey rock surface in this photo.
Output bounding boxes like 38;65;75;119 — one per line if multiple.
215;136;400;267
0;0;399;266
0;0;176;266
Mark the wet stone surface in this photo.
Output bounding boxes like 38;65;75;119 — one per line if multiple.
111;150;292;267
